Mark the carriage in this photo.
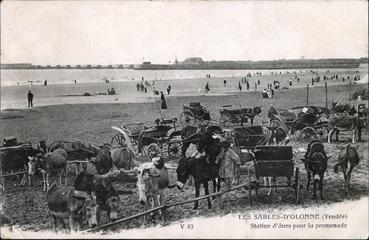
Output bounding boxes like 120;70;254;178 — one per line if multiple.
219;105;259;127
111;117;183;160
0;137;35;189
228;125;270;165
247;145;302;205
180;102;211;127
269;106;328;142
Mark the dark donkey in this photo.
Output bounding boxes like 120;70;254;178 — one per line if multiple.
74;172;120;224
302;140;329;202
176;125;224;209
334;144;361;195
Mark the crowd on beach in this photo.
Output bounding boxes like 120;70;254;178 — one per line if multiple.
23;70;362;109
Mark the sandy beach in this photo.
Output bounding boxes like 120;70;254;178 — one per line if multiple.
1;66;366;110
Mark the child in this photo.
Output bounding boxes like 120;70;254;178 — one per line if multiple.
215;140;241;208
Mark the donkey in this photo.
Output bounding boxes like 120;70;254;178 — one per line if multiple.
334;144;361;195
327;116;359;144
302;140;328;201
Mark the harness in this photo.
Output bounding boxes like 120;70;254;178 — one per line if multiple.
304;141;327;172
68;190;89;222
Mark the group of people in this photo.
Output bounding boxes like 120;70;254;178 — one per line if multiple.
262;88;274;98
136;82;147;93
107;88;116;95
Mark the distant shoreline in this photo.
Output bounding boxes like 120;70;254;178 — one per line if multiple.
1;58;367;70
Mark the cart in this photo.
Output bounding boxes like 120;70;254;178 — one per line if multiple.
247;145;302;205
112;117;183;160
0;137;35;189
269;106;329;142
229;126;270;163
219;105;257;127
180;102;211;127
111;122;146;148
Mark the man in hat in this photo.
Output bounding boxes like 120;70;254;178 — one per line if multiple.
27;90;33;107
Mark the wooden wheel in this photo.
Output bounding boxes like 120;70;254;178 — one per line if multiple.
295;167;301;205
142;142;161;160
199;118;210;127
298;127;317;142
111;134;126;147
167;141;183;159
316;128;329;142
180;111;196;127
269;119;280;129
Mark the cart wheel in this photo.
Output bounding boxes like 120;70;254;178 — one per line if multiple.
180;111;196;127
111;134;126;147
299;127;317;142
317;128;329;142
295;167;301;205
142;142;161;160
269;119;280;129
167;141;183;159
199;118;210;127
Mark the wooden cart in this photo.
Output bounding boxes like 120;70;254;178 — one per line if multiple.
248;145;302;205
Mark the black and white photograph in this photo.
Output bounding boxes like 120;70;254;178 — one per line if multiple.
0;0;368;239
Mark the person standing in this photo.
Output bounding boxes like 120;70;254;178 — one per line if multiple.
167;84;171;95
246;81;250;91
27;90;33;108
215;140;241;209
257;79;260;85
254;82;257;91
136;83;140;91
205;82;210;93
160;92;167;109
238;81;242;91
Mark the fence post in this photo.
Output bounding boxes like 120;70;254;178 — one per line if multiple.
325;82;328;114
306;84;309;107
248;167;252;206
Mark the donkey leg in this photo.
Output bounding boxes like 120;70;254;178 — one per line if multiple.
346;167;354;195
212;179;217;199
319;173;325;200
193;183;200;209
313;174;318;201
204;181;212;209
306;172;311;190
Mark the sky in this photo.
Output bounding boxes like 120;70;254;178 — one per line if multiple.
1;1;368;65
